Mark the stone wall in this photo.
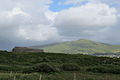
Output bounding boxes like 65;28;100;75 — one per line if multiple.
12;47;44;53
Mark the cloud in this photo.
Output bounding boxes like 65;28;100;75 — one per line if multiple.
63;0;98;5
54;3;117;38
18;24;59;41
63;0;82;5
0;0;60;50
0;0;120;50
45;10;58;22
64;0;120;5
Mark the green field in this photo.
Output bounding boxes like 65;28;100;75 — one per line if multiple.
0;72;120;80
0;51;120;80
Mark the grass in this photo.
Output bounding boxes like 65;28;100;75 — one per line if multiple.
0;51;120;79
0;72;120;80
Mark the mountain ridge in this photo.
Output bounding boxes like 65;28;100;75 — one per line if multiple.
30;39;120;54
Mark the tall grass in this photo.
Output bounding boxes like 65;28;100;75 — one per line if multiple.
0;72;120;80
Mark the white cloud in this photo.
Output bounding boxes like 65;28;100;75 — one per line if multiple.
63;0;99;5
45;10;58;22
0;0;60;49
18;24;59;41
64;0;84;5
7;8;30;18
0;0;120;50
54;3;118;37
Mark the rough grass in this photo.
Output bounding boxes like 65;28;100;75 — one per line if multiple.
0;51;120;79
0;72;120;80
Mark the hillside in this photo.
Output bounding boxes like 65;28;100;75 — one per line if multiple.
31;39;120;54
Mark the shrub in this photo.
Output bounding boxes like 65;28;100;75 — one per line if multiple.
61;63;80;71
87;66;109;73
32;63;56;73
87;66;120;74
22;67;33;73
0;65;23;72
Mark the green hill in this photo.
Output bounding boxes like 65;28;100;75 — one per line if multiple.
31;39;120;54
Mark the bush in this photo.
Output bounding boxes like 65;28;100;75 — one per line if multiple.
0;65;23;72
22;67;33;73
61;63;80;71
87;66;109;73
87;66;120;74
32;63;56;73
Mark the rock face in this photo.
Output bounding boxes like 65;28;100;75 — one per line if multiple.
12;47;44;53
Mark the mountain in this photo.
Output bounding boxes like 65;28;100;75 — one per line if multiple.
30;39;120;54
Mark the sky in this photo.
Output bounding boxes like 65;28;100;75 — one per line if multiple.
0;0;120;50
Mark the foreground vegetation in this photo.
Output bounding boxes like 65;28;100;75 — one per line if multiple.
0;72;120;80
0;50;120;80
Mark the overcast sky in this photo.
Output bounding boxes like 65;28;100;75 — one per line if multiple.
0;0;120;50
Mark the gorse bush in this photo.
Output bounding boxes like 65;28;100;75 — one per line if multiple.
61;63;80;71
22;67;33;73
0;52;120;74
87;66;120;74
87;66;109;73
0;65;23;72
31;63;56;73
23;63;81;73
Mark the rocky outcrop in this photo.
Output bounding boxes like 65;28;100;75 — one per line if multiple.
12;47;44;53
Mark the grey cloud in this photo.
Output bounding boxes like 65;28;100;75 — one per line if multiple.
53;3;118;39
0;0;60;50
0;0;120;50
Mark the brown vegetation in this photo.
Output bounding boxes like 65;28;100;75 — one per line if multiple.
12;47;44;53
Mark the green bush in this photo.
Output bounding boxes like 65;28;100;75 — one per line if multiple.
22;67;33;73
32;63;56;73
61;63;80;71
0;65;23;72
87;66;109;73
87;66;120;74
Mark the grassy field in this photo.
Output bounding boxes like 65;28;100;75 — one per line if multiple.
0;51;120;80
0;72;120;80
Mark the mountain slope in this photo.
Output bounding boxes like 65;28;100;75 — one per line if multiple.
31;39;120;54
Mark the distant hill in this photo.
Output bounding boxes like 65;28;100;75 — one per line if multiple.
30;39;120;54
